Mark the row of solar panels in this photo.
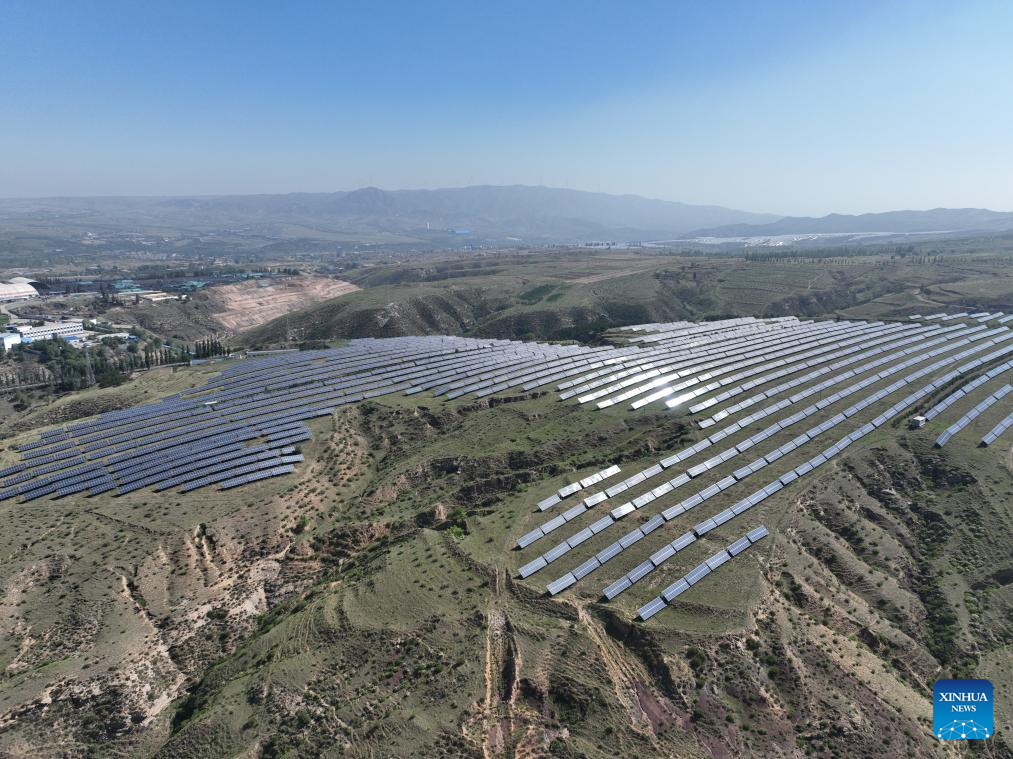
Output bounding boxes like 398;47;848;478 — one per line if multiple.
981;411;1013;447
7;441;302;503
155;448;303;492
152;340;559;415
571;320;931;417
528;394;879;591
629;318;802;345
637;526;769;620
663;322;937;400
537;464;623;510
604;340;1001;576
39;324;1013;496
565;321;802;394
209;339;595;406
178;454;303;493
915;312;1013;324
231;342;608;412
8;361;376;469
534;375;919;598
219;464;297;491
923;359;1013;421
585;321;856;397
935;385;1013;447
61;340;584;444
622;317;786;344
11;322;826;456
8;411;313;500
2;419;309;502
695;323;1013;437
679;321;1005;417
108;420;305;484
688;326;907;415
635;320;995;415
8;401;315;486
455;346;628;399
204;337;519;389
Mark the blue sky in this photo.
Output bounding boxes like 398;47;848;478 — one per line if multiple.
2;0;1011;214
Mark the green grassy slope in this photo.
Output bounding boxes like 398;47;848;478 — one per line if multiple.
240;247;1013;346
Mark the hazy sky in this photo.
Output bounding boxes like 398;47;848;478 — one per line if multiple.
2;0;1011;215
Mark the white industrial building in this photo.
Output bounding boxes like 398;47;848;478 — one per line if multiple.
0;280;40;302
8;321;88;343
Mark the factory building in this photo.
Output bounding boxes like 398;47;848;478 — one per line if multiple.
0;280;40;302
8;321;88;343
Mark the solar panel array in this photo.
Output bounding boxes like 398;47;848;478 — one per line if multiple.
3;321;810;503
4;335;623;503
514;317;1013;621
6;316;1011;522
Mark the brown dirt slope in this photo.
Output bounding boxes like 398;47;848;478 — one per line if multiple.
202;276;359;332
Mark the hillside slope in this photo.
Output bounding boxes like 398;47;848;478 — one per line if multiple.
0;383;1009;757
241;249;1013;345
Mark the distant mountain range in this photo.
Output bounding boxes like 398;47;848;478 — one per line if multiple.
687;208;1013;239
1;187;1011;246
0;186;777;243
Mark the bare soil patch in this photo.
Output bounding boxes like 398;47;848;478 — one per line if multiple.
207;276;360;331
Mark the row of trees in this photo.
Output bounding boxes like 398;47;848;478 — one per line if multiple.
33;266;302;296
191;338;229;358
744;244;919;263
0;368;52;387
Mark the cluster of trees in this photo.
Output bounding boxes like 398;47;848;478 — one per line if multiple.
97;288;125;305
191;338;229;358
12;338;106;391
16;338;163;390
0;334;232;394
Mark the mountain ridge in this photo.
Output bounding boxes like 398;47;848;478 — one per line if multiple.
4;187;1012;245
686;207;1013;238
0;185;778;242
